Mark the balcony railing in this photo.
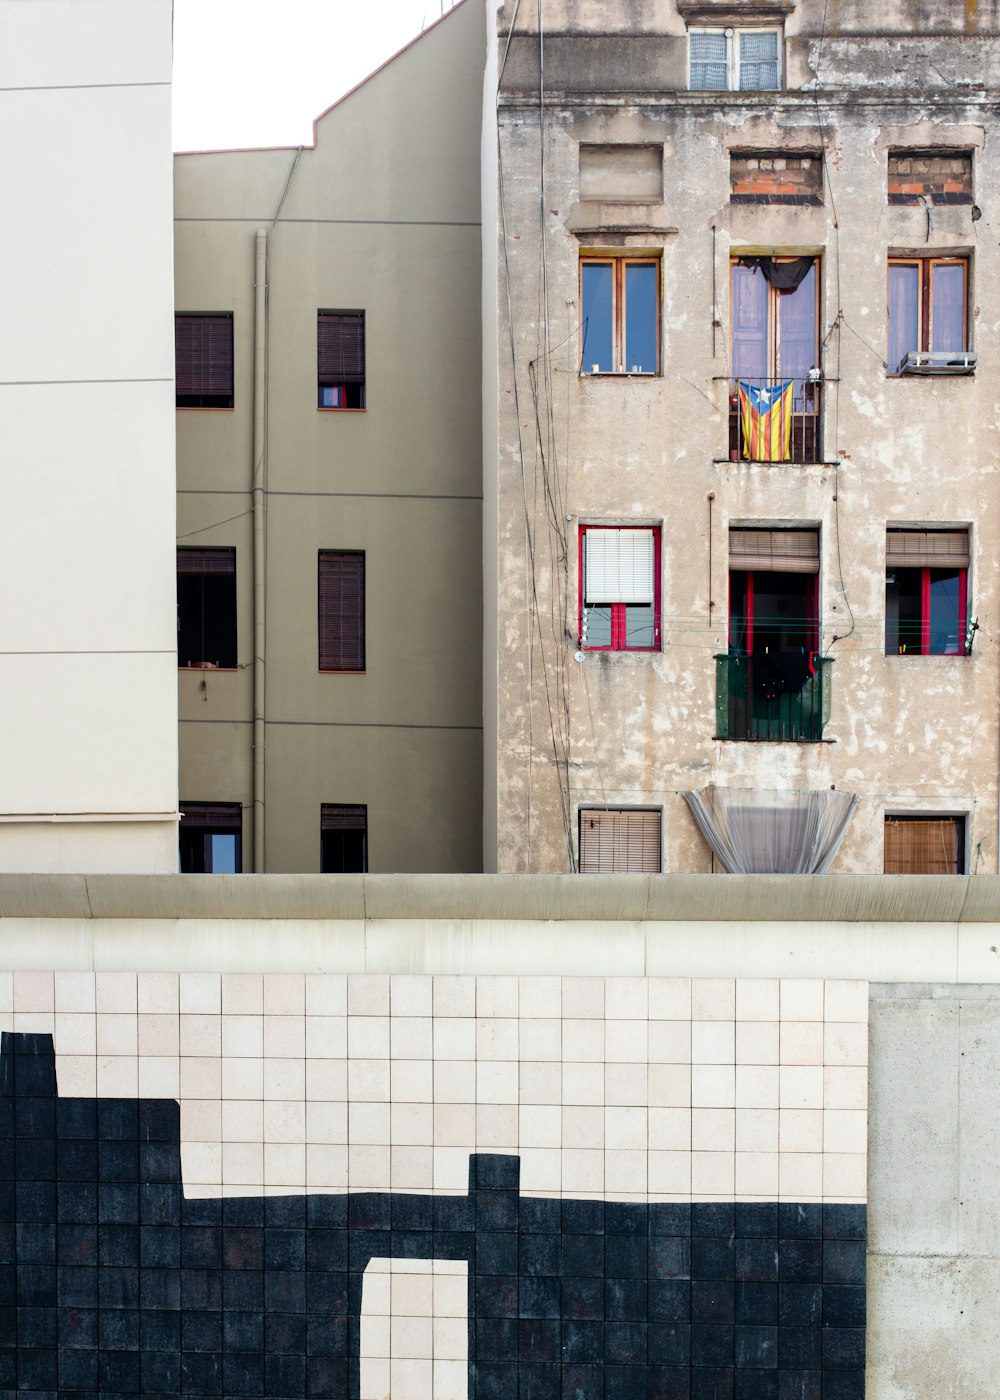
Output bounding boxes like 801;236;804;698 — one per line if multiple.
727;376;822;463
715;653;832;741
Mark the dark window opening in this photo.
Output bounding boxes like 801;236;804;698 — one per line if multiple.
318;311;365;409
319;550;365;672
885;529;969;656
175;313;234;408
177;547;237;669
179;803;242;874
321;805;367;873
884;815;965;875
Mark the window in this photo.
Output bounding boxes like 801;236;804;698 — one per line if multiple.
318;311;365;409
730;256;821;461
689;28;781;90
175;313;233;409
319;550;365;672
884;815;965;875
579;808;661;873
580;256;659;375
579;525;660;651
179;803;242;873
177;548;237;669
321;805;368;873
888;257;970;374
885;528;969;656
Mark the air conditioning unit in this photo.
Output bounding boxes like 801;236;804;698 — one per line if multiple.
900;350;977;376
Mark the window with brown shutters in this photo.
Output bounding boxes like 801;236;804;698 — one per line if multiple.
578;808;662;874
884;815;965;875
318;311;366;409
175;313;234;408
179;803;242;873
177;547;237;668
319;551;365;672
321;804;368;873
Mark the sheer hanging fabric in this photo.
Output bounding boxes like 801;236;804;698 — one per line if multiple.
682;785;858;874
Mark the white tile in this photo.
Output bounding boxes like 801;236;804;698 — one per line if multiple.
562;1062;603;1107
605;1148;647;1194
96;972;137;1013
390;1358;432;1400
434;1103;476;1147
779;1152;823;1199
433;1018;476;1061
779;1066;824;1110
389;976;432;1018
434;1147;472;1192
823;1109;868;1155
476;1061;518;1105
649;1107;690;1151
475;976;518;1018
780;979;824;1022
307;1100;348;1143
648;1020;690;1064
518;1018;561;1062
519;1062;561;1106
735;1065;779;1110
648;1064;691;1109
307;1143;348;1188
265;1099;307;1144
14;1012;53;1034
648;1150;690;1194
736;1108;778;1153
221;973;263;1015
222;1057;263;1100
305;974;347;1016
265;974;306;1015
691;978;735;1020
391;1313;433;1359
180;1014;221;1058
476;1105;517;1148
648;977;691;1021
348;1017;390;1060
179;973;221;1015
433;1316;468;1361
263;1058;306;1101
563;1106;604;1149
434;1061;477;1104
222;1141;264;1187
736;979;779;1022
56;1055;96;1096
822;1152;867;1199
264;1015;305;1059
432;977;475;1018
561;1148;604;1194
349;1102;391;1146
390;1017;433;1061
691;1150;734;1194
14;971;54;1012
222;1099;264;1143
518;976;560;1019
519;1104;560;1149
54;973;95;1013
96;1013;137;1057
824;979;868;1024
605;1063;648;1107
391;1146;434;1190
736;1021;779;1066
307;1057;348;1101
824;1022;868;1067
55;1013;96;1056
266;1142;307;1187
0;974;11;1014
824;1066;867;1110
389;1060;433;1104
605;978;648;1020
780;1109;824;1153
736;1151;779;1196
691;1064;735;1108
561;978;605;1019
306;1015;347;1060
348;1144;389;1190
138;1056;179;1099
137;972;178;1014
476;1017;519;1061
435;1360;467;1400
347;1059;390;1102
391;1101;434;1146
519;1146;562;1193
780;1022;824;1067
139;1013;180;1057
183;1143;222;1185
562;1019;604;1063
692;1108;735;1152
605;1106;647;1151
692;1021;735;1065
220;1015;262;1059
605;1020;648;1064
184;1099;222;1141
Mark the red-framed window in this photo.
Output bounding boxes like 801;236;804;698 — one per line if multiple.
579;525;661;651
885;528;969;655
728;528;820;659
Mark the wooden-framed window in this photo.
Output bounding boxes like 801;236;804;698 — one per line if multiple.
179;803;242;873
579;525;660;651
885;528;969;656
580;256;659;375
884;815;965;875
689;27;782;90
175;313;234;409
318;311;366;409
887;256;969;374
177;547;237;669
321;804;368;873
579;808;662;873
319;550;365;672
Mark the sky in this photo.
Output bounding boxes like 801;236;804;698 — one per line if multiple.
172;0;462;152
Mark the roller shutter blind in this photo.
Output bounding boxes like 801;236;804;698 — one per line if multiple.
175;314;233;397
179;803;242;831
319;551;365;671
884;816;964;875
579;809;661;873
886;529;969;570
584;528;656;603
729;528;820;573
318;312;366;383
321;804;367;832
176;547;236;575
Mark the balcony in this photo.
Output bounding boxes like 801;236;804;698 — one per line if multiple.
715;653;832;741
727;376;822;463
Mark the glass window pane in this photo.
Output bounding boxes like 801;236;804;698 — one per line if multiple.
888;263;920;372
886;567;922;654
731;265;769;382
207;833;238;874
928;568;963;654
690;32;728;88
624;603;656;648
581;264;614;373
624;264;658;373
583;606;612;648
931;263;966;354
777;262;818;402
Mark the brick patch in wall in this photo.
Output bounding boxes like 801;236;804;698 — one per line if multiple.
730;152;823;206
888;150;973;204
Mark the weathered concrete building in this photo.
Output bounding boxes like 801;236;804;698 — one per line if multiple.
173;3;485;874
485;0;1000;875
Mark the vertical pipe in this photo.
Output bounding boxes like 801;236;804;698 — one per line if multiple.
252;229;268;872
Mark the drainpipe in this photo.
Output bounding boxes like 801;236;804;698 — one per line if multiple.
252;229;268;872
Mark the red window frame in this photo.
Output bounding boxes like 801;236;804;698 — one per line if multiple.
578;524;661;652
730;569;820;658
888;565;968;655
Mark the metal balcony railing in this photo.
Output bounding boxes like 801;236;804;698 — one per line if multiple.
727;376;822;463
715;653;832;741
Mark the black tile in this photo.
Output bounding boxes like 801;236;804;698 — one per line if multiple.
519;1198;558;1235
140;1224;180;1268
604;1321;647;1364
182;1349;224;1395
306;1313;347;1355
691;1282;734;1326
778;1206;821;1241
821;1327;865;1369
265;1309;307;1355
99;1309;140;1350
304;1227;347;1273
823;1241;866;1286
182;1226;222;1269
476;1318;518;1361
141;1311;181;1351
55;1100;97;1141
476;1232;518;1276
477;1276;519;1319
736;1283;777;1326
16;1263;56;1305
17;1181;57;1225
389;1193;433;1232
472;1154;520;1193
57;1265;97;1309
520;1276;560;1320
222;1309;262;1352
139;1267;180;1311
734;1324;776;1369
520;1233;560;1277
98;1266;139;1309
518;1360;562;1400
820;1369;865;1400
605;1234;646;1279
650;1204;690;1237
98;1141;138;1184
606;1279;647;1321
776;1370;821;1400
183;1309;223;1353
777;1241;821;1283
519;1318;561;1363
138;1101;179;1145
477;1192;519;1233
58;1347;98;1389
776;1327;821;1370
181;1196;222;1228
223;1195;265;1228
181;1266;223;1311
222;1350;264;1395
57;1183;97;1225
307;1352;349;1397
16;1223;55;1264
17;1306;55;1347
562;1199;604;1235
692;1238;735;1281
648;1365;690;1400
823;1284;865;1328
734;1370;778;1400
690;1364;734;1399
605;1202;648;1236
57;1141;97;1183
692;1205;734;1240
98;1348;140;1391
562;1363;605;1400
561;1320;603;1365
648;1280;690;1323
649;1236;690;1280
735;1205;777;1240
473;1361;520;1400
562;1235;604;1279
648;1322;690;1366
821;1206;866;1241
99;1184;139;1225
605;1363;647;1400
691;1324;733;1367
778;1284;821;1328
735;1240;778;1283
97;1101;138;1142
306;1271;348;1315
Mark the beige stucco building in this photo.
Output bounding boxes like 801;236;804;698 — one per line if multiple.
485;0;1000;875
173;3;485;874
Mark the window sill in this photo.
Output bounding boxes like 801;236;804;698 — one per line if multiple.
885;653;970;660
713;736;836;744
580;372;659;380
580;647;661;655
176;406;235;412
714;457;839;466
317;407;367;413
179;665;239;672
319;668;366;675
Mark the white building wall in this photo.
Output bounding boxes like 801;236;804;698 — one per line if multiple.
0;0;178;871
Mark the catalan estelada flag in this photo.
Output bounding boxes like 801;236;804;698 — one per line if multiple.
738;379;795;461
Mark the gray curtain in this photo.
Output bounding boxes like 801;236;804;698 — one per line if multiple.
682;785;858;874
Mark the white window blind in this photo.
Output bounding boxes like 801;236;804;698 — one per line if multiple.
738;30;780;89
579;809;662;874
584;528;656;604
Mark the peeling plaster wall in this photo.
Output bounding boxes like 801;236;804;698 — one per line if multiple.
491;0;1000;873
